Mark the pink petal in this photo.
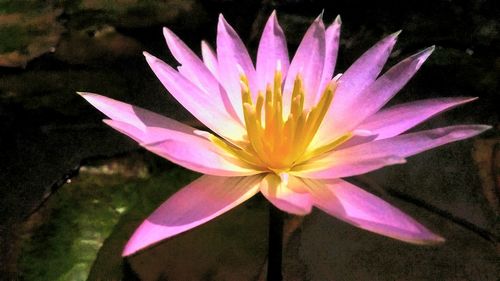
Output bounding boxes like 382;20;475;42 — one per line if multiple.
283;14;326;111
163;28;219;96
145;136;261;177
123;175;262;256
78;92;193;134
297;125;489;179
79;93;258;176
292;154;406;179
201;40;219;78
104;119;259;177
143;52;246;141
314;32;399;145
217;14;257;113
333;129;378;150
334;31;400;106
304;178;445;244
339;46;435;130
358;97;477;140
260;174;313;215
164;28;240;123
337;124;491;159
318;15;341;95
256;11;290;92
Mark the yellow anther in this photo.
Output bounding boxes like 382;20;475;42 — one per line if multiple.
305;133;352;160
243;103;263;155
255;93;264;124
273;69;282;97
265;85;274;134
208;134;263;167
210;72;346;173
240;73;249;88
240;79;252;105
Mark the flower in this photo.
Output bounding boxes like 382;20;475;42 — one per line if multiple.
79;11;490;256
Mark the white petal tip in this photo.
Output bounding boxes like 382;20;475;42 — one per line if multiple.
468;124;492;133
333;73;343;81
418;233;446;245
314;10;325;22
477;125;493;132
334;15;342;25
391;30;403;38
434;235;446;243
102;119;113;125
218;13;226;23
388;156;407;164
217;14;233;32
143;51;160;64
78;92;98;101
408;45;436;69
162;27;175;40
421;45;436;56
464;96;478;102
78;92;98;104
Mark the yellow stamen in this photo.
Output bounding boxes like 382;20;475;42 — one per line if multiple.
211;69;350;173
255;93;264;123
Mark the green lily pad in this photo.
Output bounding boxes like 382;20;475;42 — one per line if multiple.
18;155;197;280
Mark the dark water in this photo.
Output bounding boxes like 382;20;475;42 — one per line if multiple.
1;0;498;280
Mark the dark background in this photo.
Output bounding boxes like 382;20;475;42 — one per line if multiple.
0;0;498;280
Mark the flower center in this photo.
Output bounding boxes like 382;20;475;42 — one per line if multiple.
211;69;351;173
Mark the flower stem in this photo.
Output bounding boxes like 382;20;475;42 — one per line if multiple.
267;204;284;281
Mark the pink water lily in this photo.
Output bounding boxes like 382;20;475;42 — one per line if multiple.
79;12;490;256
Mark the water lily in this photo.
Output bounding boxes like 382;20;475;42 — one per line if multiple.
79;12;489;256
